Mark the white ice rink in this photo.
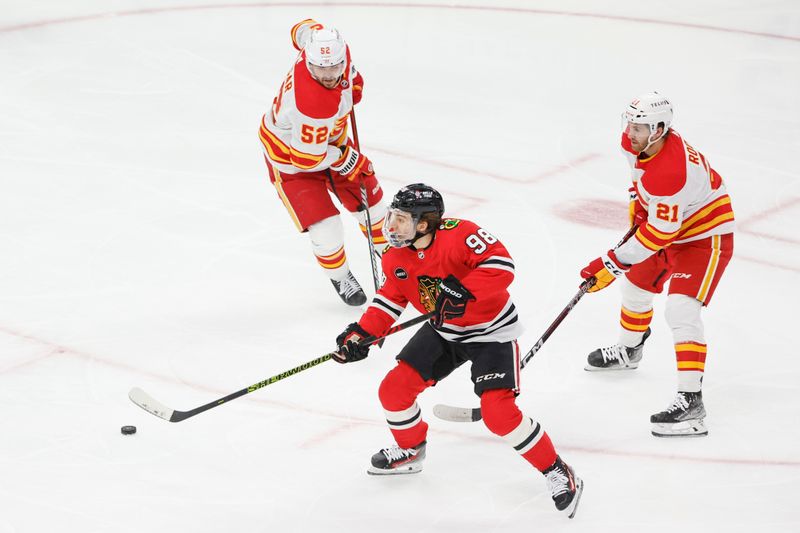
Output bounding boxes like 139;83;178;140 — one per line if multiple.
1;1;799;531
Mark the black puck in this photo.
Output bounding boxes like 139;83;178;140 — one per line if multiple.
121;425;137;435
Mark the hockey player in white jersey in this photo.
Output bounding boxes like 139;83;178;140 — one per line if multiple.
580;93;735;437
259;19;387;306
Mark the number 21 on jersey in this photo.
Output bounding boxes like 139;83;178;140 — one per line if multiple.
656;203;679;223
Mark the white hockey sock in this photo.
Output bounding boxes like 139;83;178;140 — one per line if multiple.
308;216;349;281
618;277;656;347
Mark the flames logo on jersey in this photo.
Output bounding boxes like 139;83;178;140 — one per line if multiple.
417;275;441;312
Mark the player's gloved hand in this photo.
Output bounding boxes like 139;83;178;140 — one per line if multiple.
628;186;647;227
580;249;629;293
433;275;476;327
333;322;371;364
352;72;364;105
330;145;374;181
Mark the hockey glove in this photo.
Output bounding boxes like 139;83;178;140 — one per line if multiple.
628;186;648;228
333;322;371;364
330;145;374;181
580;249;629;293
433;275;476;328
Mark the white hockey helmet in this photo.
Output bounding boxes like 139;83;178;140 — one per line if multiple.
305;27;347;68
623;92;673;136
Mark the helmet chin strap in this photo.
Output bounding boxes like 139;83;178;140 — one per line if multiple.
409;219;437;249
641;128;667;154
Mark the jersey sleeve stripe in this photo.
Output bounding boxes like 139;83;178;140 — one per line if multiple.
259;121;292;164
289;147;326;170
370;295;404;320
634;229;663;252
643;223;680;240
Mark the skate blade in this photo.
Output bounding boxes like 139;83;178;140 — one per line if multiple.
367;464;423;476
565;477;584;519
584;362;639;372
651;419;708;438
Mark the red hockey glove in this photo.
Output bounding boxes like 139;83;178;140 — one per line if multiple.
352;72;364;105
333;322;371;364
628;186;647;228
330;145;374;181
433;275;476;327
580;249;629;293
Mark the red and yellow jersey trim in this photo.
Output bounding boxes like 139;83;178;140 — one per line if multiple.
259;120;292;165
676;196;734;241
289;146;326;170
635;223;681;252
635;195;734;253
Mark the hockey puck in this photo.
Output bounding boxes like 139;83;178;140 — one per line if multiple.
121;425;137;435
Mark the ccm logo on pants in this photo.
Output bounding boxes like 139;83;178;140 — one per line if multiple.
476;373;506;383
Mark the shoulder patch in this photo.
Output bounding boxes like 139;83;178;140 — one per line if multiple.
293;56;343;120
440;218;461;230
639;134;687;197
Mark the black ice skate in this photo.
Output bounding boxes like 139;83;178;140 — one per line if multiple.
330;271;367;306
543;456;584;519
367;441;426;475
650;391;708;438
585;328;651;371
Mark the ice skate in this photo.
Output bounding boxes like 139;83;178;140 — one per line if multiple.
543;456;584;519
331;270;367;306
650;391;708;437
367;441;426;475
585;328;651;371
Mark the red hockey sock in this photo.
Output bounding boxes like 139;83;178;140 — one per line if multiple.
378;361;434;448
481;389;558;472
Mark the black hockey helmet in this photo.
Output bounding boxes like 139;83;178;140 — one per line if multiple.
389;183;445;219
383;183;445;247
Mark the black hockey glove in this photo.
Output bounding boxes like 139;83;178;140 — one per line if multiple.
334;322;372;364
433;275;476;328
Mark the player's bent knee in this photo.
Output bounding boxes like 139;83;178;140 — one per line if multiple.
665;294;704;341
620;276;656;311
308;215;344;251
378;361;430;411
480;388;522;437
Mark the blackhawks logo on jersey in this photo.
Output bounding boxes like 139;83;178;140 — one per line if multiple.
417;275;442;312
439;218;461;231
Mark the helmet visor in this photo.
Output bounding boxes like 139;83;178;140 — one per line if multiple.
382;208;417;248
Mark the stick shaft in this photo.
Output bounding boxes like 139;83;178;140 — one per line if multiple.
130;312;435;422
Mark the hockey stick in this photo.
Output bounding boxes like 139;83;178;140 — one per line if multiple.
129;311;436;423
349;109;382;293
433;225;639;423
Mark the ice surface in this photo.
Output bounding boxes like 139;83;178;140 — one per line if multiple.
1;1;799;531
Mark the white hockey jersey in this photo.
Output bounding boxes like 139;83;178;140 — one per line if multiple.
259;20;363;175
615;130;735;265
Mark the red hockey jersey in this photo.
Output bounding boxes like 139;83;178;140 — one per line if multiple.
359;219;523;343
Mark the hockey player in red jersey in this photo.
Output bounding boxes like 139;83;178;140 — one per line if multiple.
580;93;734;437
333;184;583;518
259;19;386;306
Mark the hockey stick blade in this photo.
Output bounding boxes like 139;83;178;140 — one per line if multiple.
129;386;178;422
432;403;482;423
